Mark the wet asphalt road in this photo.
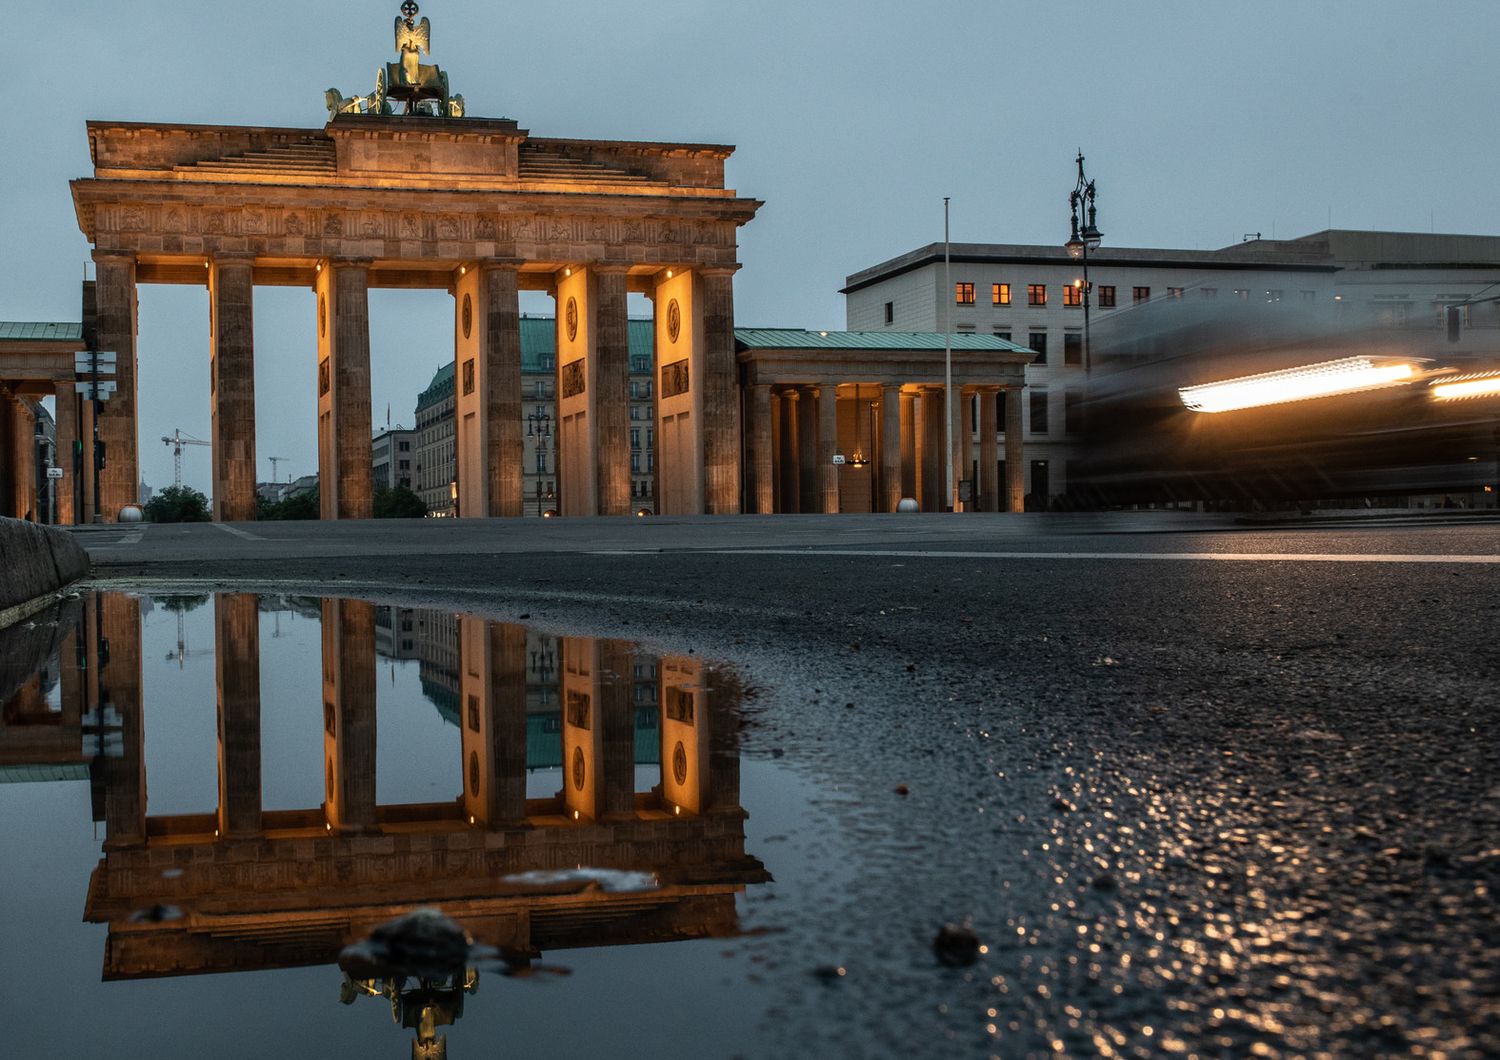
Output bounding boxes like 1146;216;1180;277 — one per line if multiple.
79;515;1500;1058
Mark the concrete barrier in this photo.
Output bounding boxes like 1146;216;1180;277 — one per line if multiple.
0;518;91;630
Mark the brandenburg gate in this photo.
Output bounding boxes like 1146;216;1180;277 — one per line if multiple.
69;4;760;521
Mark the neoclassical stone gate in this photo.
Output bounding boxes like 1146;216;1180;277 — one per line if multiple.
72;102;759;521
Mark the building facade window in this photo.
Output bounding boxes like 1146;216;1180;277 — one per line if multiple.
884;301;894;324
993;329;1012;342
955;282;976;305
1063;284;1083;308
1064;391;1082;434
630;428;641;450
1266;290;1284;303
1098;285;1116;308
1133;286;1151;304
1027;284;1047;306
1029;392;1049;435
1167;287;1184;300
1028;331;1048;365
1063;331;1082;366
993;283;1011;306
1234;289;1250;300
1201;288;1218;299
1302;290;1317;302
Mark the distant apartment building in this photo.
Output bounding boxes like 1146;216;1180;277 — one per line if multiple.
844;230;1500;504
371;427;415;493
414;316;657;517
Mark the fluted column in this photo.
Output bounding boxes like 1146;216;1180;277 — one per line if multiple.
751;384;774;514
880;385;902;513
796;387;817;513
594;267;632;516
53;383;78;525
920;387;944;512
90;252;139;521
322;600;377;832
316;260;374;520
900;390;917;501
210;256;257;522
1005;385;1025;512
780;389;801;514
456;262;523;518
600;640;636;821
980;387;1000;512
960;388;975;511
699;268;741;514
817;384;839;514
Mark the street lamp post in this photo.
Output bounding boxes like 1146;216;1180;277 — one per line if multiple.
527;407;552;516
1065;152;1103;374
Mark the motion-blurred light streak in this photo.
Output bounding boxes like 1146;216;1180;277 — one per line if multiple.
1178;357;1416;413
1429;371;1500;402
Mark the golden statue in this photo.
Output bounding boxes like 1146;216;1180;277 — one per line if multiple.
394;4;432;88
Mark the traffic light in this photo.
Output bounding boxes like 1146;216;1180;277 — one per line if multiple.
73;438;83;471
95;440;106;471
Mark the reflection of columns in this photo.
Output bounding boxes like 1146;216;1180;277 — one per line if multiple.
216;593;262;837
458;616;528;826
210;256;257;522
817;384;839;514
594;267;632;517
455;262;523;518
979;387;1000;513
560;638;603;821
660;657;706;814
880;385;902;513
750;384;774;514
100;594;145;849
1004;385;1025;512
899;390;917;502
79;397;97;524
700;268;741;514
599;640;636;821
705;667;741;813
90;252;139;521
54;383;78;525
920;387;944;512
316;261;374;520
322;600;377;833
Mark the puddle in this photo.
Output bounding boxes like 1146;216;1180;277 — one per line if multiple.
0;591;818;1058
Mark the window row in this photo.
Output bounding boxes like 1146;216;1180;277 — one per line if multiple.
973;390;1083;437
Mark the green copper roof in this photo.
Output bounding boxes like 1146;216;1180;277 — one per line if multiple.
0;322;85;343
417;317;655;412
734;327;1033;353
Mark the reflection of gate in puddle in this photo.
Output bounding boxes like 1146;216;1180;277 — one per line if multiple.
0;593;767;990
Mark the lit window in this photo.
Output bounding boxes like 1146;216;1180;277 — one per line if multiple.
1132;286;1151;304
992;283;1011;306
1168;287;1185;301
1098;286;1116;308
1063;284;1083;308
955;282;976;305
1027;284;1047;307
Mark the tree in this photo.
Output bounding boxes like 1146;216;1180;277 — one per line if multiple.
265;489;320;521
146;485;210;523
374;484;429;519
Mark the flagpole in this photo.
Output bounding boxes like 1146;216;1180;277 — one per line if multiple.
944;197;954;512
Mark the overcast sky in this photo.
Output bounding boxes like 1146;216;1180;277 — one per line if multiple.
6;0;1500;495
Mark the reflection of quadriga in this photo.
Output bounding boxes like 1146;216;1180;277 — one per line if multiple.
77;596;769;1050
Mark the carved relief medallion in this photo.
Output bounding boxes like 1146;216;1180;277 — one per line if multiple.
572;746;586;792
462;293;472;339
667;298;682;344
565;296;578;342
319;295;327;339
673;741;688;785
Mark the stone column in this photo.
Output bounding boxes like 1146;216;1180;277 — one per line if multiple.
979;387;1000;512
699;268;741;514
215;593;262;837
316;261;374;520
322;599;377;833
90;252;139;521
53;383;78;525
455;262;523;518
769;387;784;514
900;390;917;502
0;393;17;518
79;397;97;524
796;387;817;513
781;389;802;514
817;384;839;514
750;384;774;514
950;385;965;513
920;387;944;512
961;389;976;511
594;267;632;516
600;639;636;821
561;638;603;821
1005;385;1026;512
880;385;902;513
210;256;257;522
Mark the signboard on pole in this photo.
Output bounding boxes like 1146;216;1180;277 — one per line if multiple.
75;381;118;398
74;351;117;374
46;467;64;480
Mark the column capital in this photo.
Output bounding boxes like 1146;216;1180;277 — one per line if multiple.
696;265;742;279
323;257;375;271
589;262;633;277
90;248;135;266
476;257;524;272
210;252;257;266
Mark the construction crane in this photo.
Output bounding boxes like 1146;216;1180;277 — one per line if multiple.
267;456;289;484
161;429;210;488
